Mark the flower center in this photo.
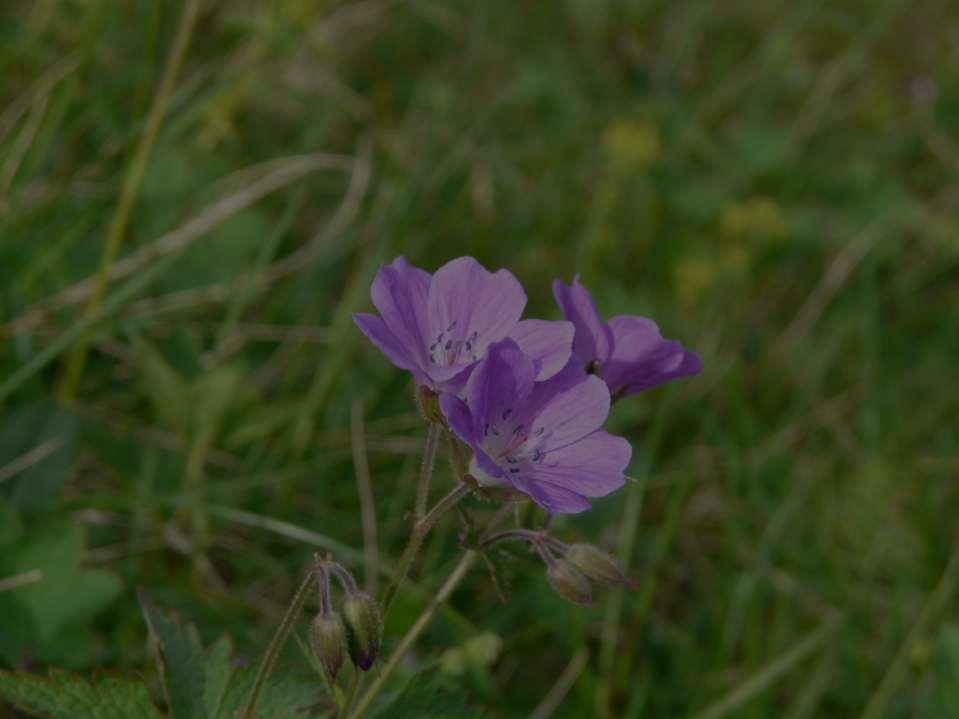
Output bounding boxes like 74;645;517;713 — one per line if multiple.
427;321;480;367
483;409;547;476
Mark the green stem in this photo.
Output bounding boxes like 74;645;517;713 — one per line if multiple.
379;483;469;623
349;551;478;719
447;429;469;477
479;528;567;552
241;568;316;719
415;422;441;520
337;670;361;719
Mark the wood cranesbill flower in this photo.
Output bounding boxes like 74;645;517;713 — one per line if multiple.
440;339;631;514
552;276;701;399
353;256;574;394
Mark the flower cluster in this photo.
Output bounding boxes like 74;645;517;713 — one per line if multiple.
354;256;700;514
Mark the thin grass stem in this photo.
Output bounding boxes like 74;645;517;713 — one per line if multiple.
57;0;202;401
351;399;379;593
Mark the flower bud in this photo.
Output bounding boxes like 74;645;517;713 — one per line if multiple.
547;558;593;605
565;544;632;586
311;611;348;682
342;592;382;670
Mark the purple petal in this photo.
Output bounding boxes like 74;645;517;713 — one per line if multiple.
369;257;432;367
507;475;592;514
428;257;526;360
439;393;479;446
465;338;535;430
353;313;429;385
530;430;630;498
424;361;476;388
552;276;613;365
474;446;506;481
508;320;575;381
530;374;610;451
604;315;701;396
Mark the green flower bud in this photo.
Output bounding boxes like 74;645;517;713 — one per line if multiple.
342;592;382;670
311;611;348;682
547;558;593;605
565;544;632;586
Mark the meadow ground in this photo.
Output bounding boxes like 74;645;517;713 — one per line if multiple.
1;1;958;717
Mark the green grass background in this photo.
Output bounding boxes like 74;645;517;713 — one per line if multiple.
2;0;959;716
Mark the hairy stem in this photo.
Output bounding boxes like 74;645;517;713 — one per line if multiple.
350;399;379;593
447;429;469;477
479;528;568;552
415;422;442;520
379;483;469;622
337;670;361;719
348;551;478;719
241;568;316;719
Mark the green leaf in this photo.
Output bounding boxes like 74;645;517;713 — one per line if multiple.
0;669;163;719
0;519;121;667
138;592;323;719
922;625;959;718
212;662;320;719
202;636;236;719
139;589;208;719
368;673;484;719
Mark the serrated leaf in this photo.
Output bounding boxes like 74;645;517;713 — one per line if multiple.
368;673;484;719
202;635;235;719
0;669;163;719
213;662;321;719
138;589;208;719
137;594;324;719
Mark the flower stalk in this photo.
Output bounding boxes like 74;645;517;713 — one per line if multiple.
479;528;568;552
415;421;442;520
348;550;479;719
379;482;470;622
241;566;317;719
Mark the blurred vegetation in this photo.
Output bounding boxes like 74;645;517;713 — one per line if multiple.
1;0;958;716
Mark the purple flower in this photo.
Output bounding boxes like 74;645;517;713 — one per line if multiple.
354;257;573;392
553;276;701;398
440;340;631;514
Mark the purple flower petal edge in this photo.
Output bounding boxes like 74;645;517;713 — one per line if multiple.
443;339;630;514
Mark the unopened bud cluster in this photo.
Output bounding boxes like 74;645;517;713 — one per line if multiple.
543;542;633;606
310;559;383;682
